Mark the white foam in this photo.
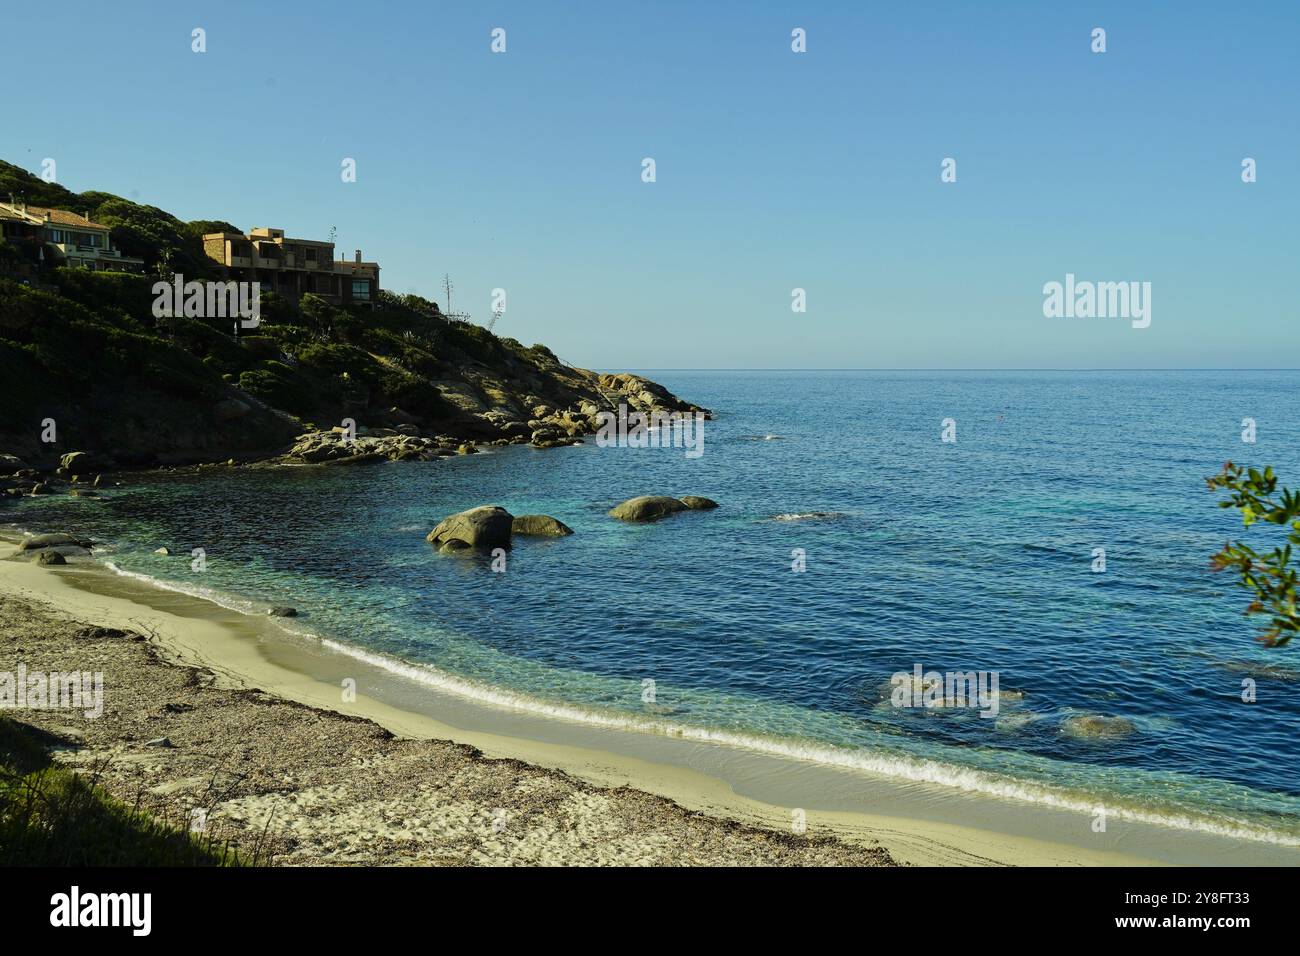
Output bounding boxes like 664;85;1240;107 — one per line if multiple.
104;561;267;617
314;634;1298;847
772;511;848;521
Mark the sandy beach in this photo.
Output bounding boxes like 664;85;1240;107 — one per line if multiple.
2;540;898;866
2;537;1296;867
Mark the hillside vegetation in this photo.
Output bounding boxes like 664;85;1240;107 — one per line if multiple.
0;159;705;468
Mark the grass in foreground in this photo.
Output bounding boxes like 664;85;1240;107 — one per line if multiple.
0;715;263;866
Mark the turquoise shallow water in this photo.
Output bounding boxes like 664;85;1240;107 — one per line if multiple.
8;370;1300;843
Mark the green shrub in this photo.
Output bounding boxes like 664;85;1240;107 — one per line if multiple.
297;340;363;370
377;368;448;418
47;268;155;324
237;361;316;412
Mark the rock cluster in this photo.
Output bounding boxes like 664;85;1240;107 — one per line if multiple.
442;370;710;451
0;453;105;499
285;430;462;465
0;368;711;480
426;505;578;553
17;532;94;564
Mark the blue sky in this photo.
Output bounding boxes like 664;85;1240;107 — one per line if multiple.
5;1;1297;369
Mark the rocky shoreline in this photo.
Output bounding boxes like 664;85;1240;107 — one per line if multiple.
0;370;710;495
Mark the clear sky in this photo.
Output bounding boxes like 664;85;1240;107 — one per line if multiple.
5;1;1297;369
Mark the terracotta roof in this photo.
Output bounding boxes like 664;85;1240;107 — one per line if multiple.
0;203;35;223
25;206;110;231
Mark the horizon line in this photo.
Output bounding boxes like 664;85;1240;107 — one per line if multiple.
611;367;1300;373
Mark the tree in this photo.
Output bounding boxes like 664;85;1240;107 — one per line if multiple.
1206;461;1300;647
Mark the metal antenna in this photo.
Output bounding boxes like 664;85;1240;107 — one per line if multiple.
441;274;471;323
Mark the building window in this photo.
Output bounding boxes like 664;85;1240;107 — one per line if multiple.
305;248;317;262
352;280;370;300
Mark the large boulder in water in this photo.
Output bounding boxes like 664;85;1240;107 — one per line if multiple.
427;505;514;550
511;514;574;537
59;452;99;475
608;496;688;522
35;549;67;566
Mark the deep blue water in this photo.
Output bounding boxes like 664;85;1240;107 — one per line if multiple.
9;370;1300;842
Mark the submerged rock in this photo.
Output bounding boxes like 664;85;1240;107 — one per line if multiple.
268;607;298;617
772;511;846;522
1061;714;1136;739
994;712;1040;733
511;514;574;537
427;505;514;550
